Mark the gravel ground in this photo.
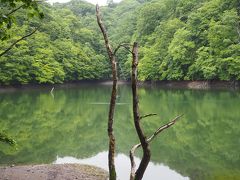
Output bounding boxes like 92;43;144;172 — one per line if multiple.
0;164;108;180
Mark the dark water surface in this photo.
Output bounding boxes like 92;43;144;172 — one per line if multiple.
0;84;239;180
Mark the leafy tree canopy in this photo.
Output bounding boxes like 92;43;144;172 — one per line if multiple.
0;0;239;85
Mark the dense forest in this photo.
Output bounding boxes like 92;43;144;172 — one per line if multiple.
0;0;239;85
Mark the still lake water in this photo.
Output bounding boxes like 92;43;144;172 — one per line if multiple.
0;84;239;180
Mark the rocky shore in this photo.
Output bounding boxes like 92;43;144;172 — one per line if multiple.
0;164;108;180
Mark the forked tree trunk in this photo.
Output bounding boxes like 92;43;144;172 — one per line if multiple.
96;4;117;180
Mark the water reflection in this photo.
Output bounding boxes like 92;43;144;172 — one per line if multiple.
0;84;239;180
54;152;189;180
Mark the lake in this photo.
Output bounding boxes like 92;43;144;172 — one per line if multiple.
0;83;239;180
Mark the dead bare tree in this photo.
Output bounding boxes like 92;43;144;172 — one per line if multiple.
130;42;182;180
96;5;182;180
130;42;151;179
96;4;117;180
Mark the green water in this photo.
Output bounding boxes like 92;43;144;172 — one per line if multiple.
0;84;239;180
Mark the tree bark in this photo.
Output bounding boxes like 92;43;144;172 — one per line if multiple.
131;42;151;180
96;4;117;180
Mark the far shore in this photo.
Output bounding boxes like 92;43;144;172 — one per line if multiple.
0;80;239;92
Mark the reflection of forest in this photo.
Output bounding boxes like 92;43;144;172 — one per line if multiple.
0;85;239;180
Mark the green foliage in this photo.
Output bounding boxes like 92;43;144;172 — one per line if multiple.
0;0;43;40
0;0;110;85
135;0;240;80
0;0;239;84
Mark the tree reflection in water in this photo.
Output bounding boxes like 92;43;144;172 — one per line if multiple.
0;84;239;179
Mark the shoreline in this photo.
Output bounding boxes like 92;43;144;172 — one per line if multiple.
0;80;239;92
0;164;108;180
143;80;240;90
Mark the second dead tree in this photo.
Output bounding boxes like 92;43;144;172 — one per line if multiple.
130;42;183;180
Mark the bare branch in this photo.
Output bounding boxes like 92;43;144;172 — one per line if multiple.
113;43;132;55
140;113;157;120
0;28;38;57
6;1;43;17
130;114;183;180
147;114;183;143
96;4;114;61
6;4;24;17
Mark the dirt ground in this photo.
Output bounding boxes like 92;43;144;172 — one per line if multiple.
0;164;108;180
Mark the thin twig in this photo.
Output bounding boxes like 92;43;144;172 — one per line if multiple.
140;113;157;120
6;0;43;17
113;43;132;55
0;28;38;57
6;5;24;17
147;114;183;143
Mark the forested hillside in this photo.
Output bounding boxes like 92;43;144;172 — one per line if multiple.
0;0;239;85
0;0;110;84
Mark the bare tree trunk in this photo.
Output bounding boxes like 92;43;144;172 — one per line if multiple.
96;4;117;180
130;42;182;180
237;0;240;43
131;42;151;180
